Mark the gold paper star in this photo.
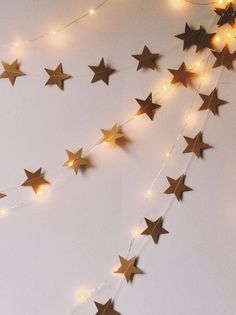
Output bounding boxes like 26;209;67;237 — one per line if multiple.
164;174;192;201
64;148;88;174
94;299;120;315
168;62;195;87
212;45;236;70
89;58;115;85
45;63;71;90
135;93;161;120
132;45;160;71
100;124;124;147
114;256;143;283
21;168;50;194
215;2;236;27
141;217;169;244
0;193;6;199
0;59;25;86
183;132;211;158
198;88;227;115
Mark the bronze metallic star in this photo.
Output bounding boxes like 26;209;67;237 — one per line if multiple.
168;62;195;87
198;88;227;115
100;124;124;147
141;217;169;244
89;58;115;85
21;168;50;194
64;148;88;174
114;256;143;283
94;299;120;315
135;93;161;120
183;132;212;158
45;63;71;90
0;59;25;86
132;45;160;71
215;3;236;27
164;174;192;201
212;45;236;70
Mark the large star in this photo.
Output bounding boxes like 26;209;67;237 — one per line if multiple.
132;45;160;71
45;63;71;90
215;2;236;27
168;62;195;87
141;217;169;244
64;148;88;174
164;174;192;201
198;88;227;115
183;132;211;158
21;168;50;194
89;58;115;85
0;59;25;86
175;23;197;51
100;124;124;147
114;256;143;283
94;299;120;315
212;45;236;70
135;93;161;120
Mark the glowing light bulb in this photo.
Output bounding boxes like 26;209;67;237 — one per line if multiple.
131;225;142;238
52;31;57;36
146;190;152;198
89;9;95;15
75;289;91;303
214;35;221;43
0;208;8;217
67;160;74;167
169;0;184;9
165;152;170;157
14;42;19;47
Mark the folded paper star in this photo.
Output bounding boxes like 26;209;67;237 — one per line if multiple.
135;93;161;120
164;174;192;201
0;59;25;86
94;299;120;315
114;256;143;283
45;63;71;90
0;192;6;199
141;217;169;244
183;132;211;158
175;23;197;50
64;148;88;174
21;168;50;194
198;88;227;115
100;124;124;147
168;62;195;87
212;45;236;70
215;2;236;27
132;45;160;71
89;58;115;85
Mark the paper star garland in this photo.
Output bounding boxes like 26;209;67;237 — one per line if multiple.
141;217;169;244
183;132;211;158
64;148;88;174
212;45;236;70
89;58;115;85
100;124;124;147
215;2;236;27
21;168;50;194
114;256;143;283
45;63;71;90
164;174;192;201
94;299;120;315
168;62;195;87
135;93;161;120
0;59;25;86
132;45;161;71
198;88;227;115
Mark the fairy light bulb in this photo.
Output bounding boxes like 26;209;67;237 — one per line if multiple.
165;152;170;157
0;208;8;217
75;289;91;303
14;42;19;47
51;31;57;36
89;9;95;15
131;225;142;238
169;0;184;9
146;190;152;198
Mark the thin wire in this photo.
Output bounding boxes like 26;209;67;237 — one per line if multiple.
184;0;218;5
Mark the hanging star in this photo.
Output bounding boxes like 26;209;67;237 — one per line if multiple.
0;192;6;199
94;299;120;315
45;63;71;90
132;45;161;71
198;88;227;115
175;23;197;51
64;148;88;174
215;2;236;27
114;256;143;283
135;93;161;120
89;58;115;85
100;124;124;147
21;168;50;194
183;132;212;158
168;62;195;87
212;45;236;70
164;174;192;201
141;217;169;244
0;59;25;86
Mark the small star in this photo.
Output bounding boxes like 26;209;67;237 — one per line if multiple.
212;45;236;70
132;45;161;71
198;88;227;115
0;59;25;86
175;23;197;51
45;63;71;90
183;132;212;158
94;299;120;315
141;217;169;244
168;62;195;87
0;193;6;199
64;148;88;174
135;93;161;120
100;124;124;147
89;58;115;85
164;174;193;201
114;256;143;283
215;2;236;27
21;168;50;194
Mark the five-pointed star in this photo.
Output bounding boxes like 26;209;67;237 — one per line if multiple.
114;256;143;283
135;93;161;120
141;217;169;244
89;58;115;85
164;174;192;201
168;62;195;87
0;59;25;86
215;2;236;27
212;45;236;70
21;168;50;194
198;88;227;115
175;23;197;51
183;132;211;158
94;299;120;315
100;124;124;147
45;63;71;90
64;148;88;174
132;45;161;71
